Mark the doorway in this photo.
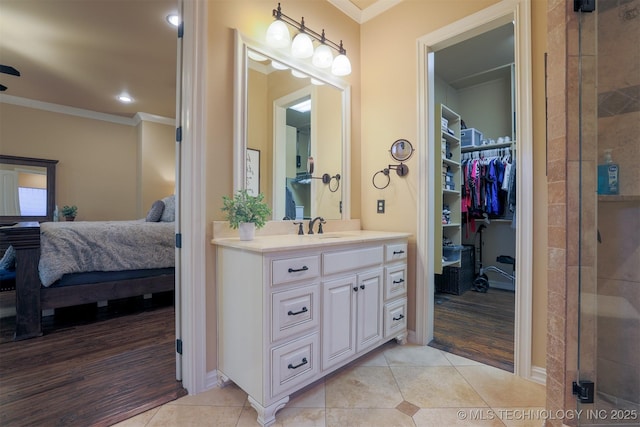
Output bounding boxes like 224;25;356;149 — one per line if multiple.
415;0;534;378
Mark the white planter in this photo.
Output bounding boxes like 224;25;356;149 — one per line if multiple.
238;222;256;241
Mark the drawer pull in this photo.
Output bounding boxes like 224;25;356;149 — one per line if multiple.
288;357;308;370
353;287;358;292
360;284;365;290
393;314;405;321
287;307;308;316
393;250;405;255
393;278;405;284
288;266;309;273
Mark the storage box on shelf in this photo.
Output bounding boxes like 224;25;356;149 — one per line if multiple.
461;128;483;147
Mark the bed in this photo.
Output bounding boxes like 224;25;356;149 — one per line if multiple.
1;203;176;341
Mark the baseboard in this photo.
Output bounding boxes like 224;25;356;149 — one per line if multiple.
529;365;546;385
204;369;219;392
407;329;417;344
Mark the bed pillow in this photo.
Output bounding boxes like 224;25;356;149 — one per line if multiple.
160;194;175;222
0;246;16;270
146;200;165;222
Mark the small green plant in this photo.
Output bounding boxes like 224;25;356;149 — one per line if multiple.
61;205;78;218
221;189;271;229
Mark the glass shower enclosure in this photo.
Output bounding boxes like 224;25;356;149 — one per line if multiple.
575;0;639;425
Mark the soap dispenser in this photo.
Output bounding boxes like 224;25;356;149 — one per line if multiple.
597;149;619;195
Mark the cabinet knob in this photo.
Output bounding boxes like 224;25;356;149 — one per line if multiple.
353;287;358;292
360;284;365;290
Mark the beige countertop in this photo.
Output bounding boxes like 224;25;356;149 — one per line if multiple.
212;230;411;253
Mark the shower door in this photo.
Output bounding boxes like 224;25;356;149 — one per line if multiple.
575;1;640;425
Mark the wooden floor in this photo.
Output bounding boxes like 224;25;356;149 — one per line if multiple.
430;288;515;372
0;293;186;427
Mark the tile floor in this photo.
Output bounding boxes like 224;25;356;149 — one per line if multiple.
113;342;546;427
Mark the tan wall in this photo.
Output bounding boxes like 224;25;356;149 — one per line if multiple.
359;0;548;370
205;0;547;373
205;0;361;372
0;103;174;220
139;120;176;213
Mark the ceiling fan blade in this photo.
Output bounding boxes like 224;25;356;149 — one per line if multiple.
0;65;20;76
0;84;7;91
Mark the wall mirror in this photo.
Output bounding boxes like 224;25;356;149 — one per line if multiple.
0;155;58;225
234;30;351;221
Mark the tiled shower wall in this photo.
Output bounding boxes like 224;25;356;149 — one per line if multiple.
545;0;640;426
595;0;640;406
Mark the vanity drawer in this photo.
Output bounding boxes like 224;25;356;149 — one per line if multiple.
383;298;407;339
385;264;407;301
322;246;383;276
272;284;320;342
272;255;320;285
385;243;407;262
271;332;320;397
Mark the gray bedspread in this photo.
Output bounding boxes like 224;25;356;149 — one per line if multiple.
38;220;175;287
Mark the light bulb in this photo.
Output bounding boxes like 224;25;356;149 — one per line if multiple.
331;53;351;76
312;44;333;68
291;33;314;58
266;20;290;49
247;51;268;62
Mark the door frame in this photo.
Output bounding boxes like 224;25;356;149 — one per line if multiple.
415;0;535;379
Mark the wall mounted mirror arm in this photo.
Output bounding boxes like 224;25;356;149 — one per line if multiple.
372;139;414;189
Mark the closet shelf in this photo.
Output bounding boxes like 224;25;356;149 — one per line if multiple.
443;159;460;167
443;260;460;268
443;222;461;227
461;141;514;153
443;189;460;195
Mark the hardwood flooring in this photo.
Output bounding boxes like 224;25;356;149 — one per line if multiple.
430;288;515;372
0;293;186;427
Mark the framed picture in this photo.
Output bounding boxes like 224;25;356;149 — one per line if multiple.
246;148;260;196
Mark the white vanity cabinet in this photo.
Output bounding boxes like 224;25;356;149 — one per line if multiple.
214;231;409;427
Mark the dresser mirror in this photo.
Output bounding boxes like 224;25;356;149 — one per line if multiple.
234;30;351;221
0;155;58;225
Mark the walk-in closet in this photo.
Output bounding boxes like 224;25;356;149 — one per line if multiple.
428;23;517;371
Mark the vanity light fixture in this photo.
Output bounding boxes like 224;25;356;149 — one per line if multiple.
266;3;351;76
372;139;415;190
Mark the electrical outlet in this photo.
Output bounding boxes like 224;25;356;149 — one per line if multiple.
377;199;385;214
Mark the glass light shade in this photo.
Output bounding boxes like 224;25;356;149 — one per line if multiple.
266;20;290;49
291;33;314;58
331;53;352;76
291;69;308;79
310;78;325;86
271;60;289;70
312;44;333;68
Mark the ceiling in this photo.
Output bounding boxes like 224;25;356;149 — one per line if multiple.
0;0;179;118
0;0;511;120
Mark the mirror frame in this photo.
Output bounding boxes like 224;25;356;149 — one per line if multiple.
0;155;58;224
233;30;351;220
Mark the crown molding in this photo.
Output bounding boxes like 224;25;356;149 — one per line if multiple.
0;94;174;127
327;0;403;24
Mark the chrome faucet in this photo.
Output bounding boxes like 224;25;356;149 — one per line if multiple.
308;217;326;234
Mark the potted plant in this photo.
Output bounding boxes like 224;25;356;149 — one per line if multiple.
61;205;78;221
221;189;271;240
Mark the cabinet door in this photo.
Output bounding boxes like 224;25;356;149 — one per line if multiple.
322;275;357;370
356;269;383;353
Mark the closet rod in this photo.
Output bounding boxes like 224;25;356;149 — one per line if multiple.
460;141;514;153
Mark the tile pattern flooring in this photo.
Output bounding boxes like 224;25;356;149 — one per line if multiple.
114;342;546;427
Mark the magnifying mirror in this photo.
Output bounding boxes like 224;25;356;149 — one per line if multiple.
390;139;414;162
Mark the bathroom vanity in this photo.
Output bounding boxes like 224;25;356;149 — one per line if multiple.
213;230;410;426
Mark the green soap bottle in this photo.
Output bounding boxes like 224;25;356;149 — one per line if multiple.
597;149;619;195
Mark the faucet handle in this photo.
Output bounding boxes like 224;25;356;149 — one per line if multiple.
318;218;326;234
293;221;304;235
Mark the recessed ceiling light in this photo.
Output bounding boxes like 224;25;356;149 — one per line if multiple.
166;14;179;27
117;94;133;103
